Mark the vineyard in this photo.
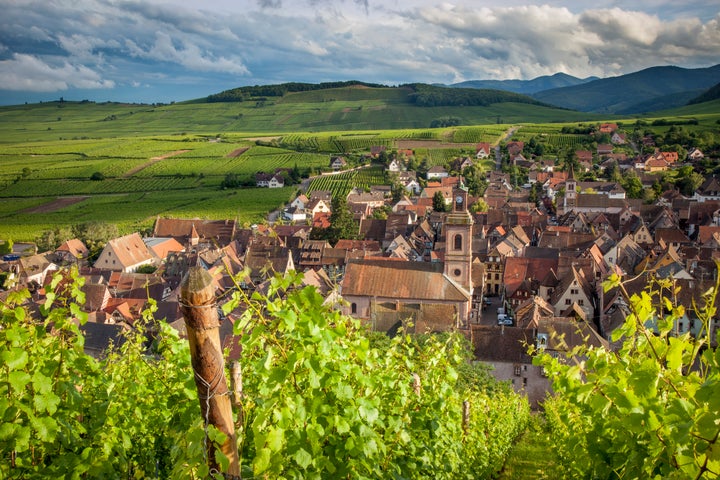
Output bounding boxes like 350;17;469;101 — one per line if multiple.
307;166;386;198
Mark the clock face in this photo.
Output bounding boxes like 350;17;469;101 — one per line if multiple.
456;195;463;204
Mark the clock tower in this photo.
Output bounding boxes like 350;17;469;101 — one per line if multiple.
444;186;473;295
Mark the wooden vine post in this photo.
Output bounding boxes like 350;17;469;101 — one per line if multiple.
180;266;240;478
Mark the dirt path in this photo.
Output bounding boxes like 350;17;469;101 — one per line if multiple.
122;149;190;178
22;196;89;214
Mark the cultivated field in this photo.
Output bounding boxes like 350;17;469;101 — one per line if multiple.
1;92;718;243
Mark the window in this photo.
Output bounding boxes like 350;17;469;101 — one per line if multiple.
513;365;521;376
565;299;571;305
351;303;357;314
454;268;461;277
495;274;500;280
522;378;528;386
454;234;462;251
578;299;584;306
570;288;579;295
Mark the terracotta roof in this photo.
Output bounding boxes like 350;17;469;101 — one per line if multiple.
102;233;154;269
56;239;89;258
342;260;470;302
144;237;184;259
153;218;236;243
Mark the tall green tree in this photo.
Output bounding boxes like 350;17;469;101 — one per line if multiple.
326;194;357;245
432;190;447;212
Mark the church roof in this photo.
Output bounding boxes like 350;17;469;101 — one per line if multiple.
342;260;470;302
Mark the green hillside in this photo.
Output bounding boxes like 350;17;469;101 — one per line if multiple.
0;99;601;145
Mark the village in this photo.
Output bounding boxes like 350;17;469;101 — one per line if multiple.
2;122;719;406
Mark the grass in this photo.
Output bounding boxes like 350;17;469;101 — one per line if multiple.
497;414;558;480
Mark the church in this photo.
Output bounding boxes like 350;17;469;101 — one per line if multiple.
340;187;476;333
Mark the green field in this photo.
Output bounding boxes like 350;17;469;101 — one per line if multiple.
1;88;718;243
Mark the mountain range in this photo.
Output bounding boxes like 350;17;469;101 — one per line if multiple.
444;64;720;114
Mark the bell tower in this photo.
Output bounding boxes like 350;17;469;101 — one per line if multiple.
563;167;577;214
444;186;473;293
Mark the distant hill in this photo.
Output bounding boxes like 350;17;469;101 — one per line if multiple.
688;81;720;104
444;73;598;95
204;82;552;109
531;64;720;114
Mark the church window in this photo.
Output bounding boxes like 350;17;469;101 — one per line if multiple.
454;268;461;277
454;234;462;251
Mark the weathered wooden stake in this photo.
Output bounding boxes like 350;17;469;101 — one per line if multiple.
181;267;240;479
230;360;244;428
462;400;471;436
412;373;421;397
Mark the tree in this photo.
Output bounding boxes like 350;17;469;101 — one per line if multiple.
621;169;643;199
535;272;720;479
432;190;447;212
0;239;12;255
326;194;357;245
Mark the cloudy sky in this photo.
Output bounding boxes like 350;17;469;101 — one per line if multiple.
0;0;718;105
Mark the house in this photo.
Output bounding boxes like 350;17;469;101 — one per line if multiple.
143;237;184;260
451;156;473;172
597;144;613;157
476;142;492;159
611;132;626;144
255;173;284;188
290;194;309;210
306;198;332;217
426;165;448;179
268;174;285;188
386;158;402;172
599;123;618;134
695;176;720;203
549;265;595;320
19;253;57;286
94;233;155;273
282;206;307;223
55;239;89;264
330;156;348;170
687;148;704;161
506;141;524;156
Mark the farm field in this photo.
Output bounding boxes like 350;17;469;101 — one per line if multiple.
2;88;719;243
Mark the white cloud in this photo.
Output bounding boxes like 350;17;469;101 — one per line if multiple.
0;0;718;100
0;54;115;92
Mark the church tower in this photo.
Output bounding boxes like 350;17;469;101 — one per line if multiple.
563;167;577;214
444;186;474;294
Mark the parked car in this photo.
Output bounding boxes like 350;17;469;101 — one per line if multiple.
497;313;513;326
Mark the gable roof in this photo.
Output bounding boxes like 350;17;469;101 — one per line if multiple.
103;233;154;269
342;260;470;302
153;218;236;244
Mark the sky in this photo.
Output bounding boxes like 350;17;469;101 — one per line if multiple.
0;0;718;105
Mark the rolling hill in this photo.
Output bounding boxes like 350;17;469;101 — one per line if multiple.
444;72;598;95
531;64;720;114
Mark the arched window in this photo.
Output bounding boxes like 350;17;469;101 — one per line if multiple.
454;233;462;251
351;303;357;314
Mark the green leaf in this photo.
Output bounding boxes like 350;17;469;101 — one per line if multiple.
8;371;31;392
266;426;284;452
665;337;684;371
253;447;272;474
31;415;58;442
358;404;379;424
293;447;312;469
2;347;28;370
